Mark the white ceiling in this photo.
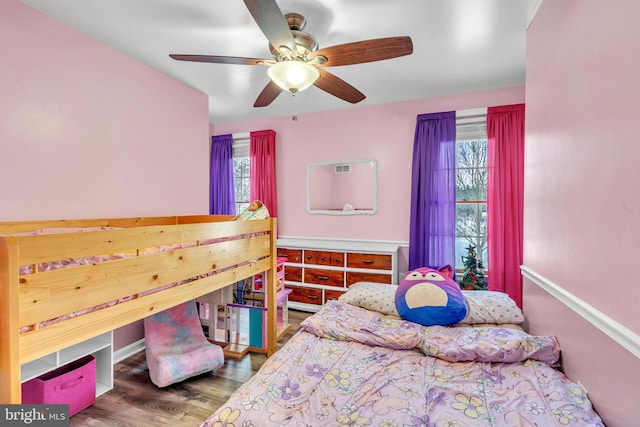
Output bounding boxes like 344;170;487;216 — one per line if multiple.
22;0;541;124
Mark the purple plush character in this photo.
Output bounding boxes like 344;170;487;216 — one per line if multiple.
394;266;467;326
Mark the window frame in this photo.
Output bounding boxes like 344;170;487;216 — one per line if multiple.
455;113;489;276
232;135;250;215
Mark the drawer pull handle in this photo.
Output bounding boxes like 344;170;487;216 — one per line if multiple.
306;256;312;260
318;276;329;280
307;295;319;299
362;260;374;264
320;257;326;261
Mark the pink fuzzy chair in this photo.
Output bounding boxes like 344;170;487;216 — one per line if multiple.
144;300;224;387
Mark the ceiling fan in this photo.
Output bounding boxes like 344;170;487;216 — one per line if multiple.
169;0;413;108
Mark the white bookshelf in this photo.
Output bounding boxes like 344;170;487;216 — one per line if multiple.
21;331;113;398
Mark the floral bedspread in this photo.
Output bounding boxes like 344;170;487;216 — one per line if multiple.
201;301;604;427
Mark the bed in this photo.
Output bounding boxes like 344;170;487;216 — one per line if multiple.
0;215;279;404
200;281;604;426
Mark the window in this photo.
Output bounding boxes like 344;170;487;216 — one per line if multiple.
233;136;250;214
455;117;488;273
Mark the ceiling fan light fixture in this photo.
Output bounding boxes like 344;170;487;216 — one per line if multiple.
267;60;320;94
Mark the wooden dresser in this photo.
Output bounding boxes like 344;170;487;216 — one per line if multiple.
277;238;400;312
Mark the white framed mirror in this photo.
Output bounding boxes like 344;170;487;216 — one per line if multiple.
306;158;378;215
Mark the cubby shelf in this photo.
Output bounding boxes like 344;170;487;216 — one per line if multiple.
20;331;113;398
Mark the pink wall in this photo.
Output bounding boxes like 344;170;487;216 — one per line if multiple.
4;3;631;422
523;1;640;425
1;1;211;349
213;87;525;246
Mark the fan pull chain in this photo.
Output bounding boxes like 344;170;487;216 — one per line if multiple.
291;92;298;121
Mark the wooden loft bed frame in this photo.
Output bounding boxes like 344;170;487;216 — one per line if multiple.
0;215;279;404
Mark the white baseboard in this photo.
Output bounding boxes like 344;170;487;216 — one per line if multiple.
521;265;640;360
113;338;146;363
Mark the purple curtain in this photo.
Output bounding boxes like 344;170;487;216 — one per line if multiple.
209;134;236;215
409;112;457;270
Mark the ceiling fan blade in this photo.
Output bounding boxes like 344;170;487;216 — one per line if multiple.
254;80;284;107
313;69;366;104
169;54;272;66
243;0;296;55
309;36;413;67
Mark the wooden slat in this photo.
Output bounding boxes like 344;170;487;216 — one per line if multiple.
19;234;271;327
0;216;180;234
176;215;234;224
0;214;234;234
19;257;272;364
14;219;271;265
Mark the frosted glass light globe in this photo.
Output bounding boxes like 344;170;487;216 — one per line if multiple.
267;61;320;93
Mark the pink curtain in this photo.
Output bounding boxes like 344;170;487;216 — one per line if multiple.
250;129;278;218
487;104;525;307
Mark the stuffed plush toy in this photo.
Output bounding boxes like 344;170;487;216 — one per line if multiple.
234;200;270;221
395;266;467;326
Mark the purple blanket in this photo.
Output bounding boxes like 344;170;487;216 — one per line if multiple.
201;300;603;426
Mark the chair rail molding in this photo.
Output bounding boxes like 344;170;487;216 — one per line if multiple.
521;265;640;360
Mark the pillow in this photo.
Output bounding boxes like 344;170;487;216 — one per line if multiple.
340;282;524;325
338;282;399;317
234;200;269;220
459;290;524;324
394;266;467;326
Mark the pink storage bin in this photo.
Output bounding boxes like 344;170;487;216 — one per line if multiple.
22;355;96;416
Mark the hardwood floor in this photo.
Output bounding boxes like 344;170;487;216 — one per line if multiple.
70;309;311;427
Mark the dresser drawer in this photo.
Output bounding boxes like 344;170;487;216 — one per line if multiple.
346;272;393;286
304;268;345;287
288;286;322;305
283;265;302;282
346;253;392;270
304;250;344;266
277;248;302;263
324;289;344;303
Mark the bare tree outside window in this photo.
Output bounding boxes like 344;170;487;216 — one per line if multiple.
455;139;488;271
